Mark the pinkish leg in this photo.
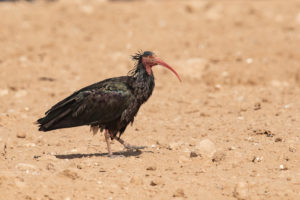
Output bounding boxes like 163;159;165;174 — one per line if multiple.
104;129;112;156
114;137;147;150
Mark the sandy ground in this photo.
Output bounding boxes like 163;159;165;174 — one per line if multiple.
0;0;300;199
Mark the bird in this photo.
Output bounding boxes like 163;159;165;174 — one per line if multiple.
37;51;181;156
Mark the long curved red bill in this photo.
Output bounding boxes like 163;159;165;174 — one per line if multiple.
154;57;181;82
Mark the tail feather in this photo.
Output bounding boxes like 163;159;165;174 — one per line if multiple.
37;98;82;131
37;108;72;131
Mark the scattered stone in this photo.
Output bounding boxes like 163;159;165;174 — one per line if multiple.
0;89;9;96
190;151;198;158
178;155;190;163
194;139;216;158
245;58;253;64
19;55;28;63
233;182;249;200
254;102;261;110
215;84;222;90
173;188;185;197
146;166;157;171
200;112;210;117
167;142;183;150
130;176;143;185
60;169;79;180
212;152;226;163
289;146;296;152
228;146;236;150
150;180;158;186
150;179;164;186
252;156;263;163
279;164;288;171
275;137;282;142
24;143;36;147
237;116;244;120
253;129;274;137
17;132;26;138
46;163;55;172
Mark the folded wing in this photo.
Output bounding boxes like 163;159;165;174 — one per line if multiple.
37;80;133;131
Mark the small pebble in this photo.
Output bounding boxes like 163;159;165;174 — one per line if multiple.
130;176;143;185
150;180;158;186
233;182;249;200
289;146;296;152
212;152;226;163
194;139;216;158
279;164;288;170
167;142;183;150
173;188;185;197
17;132;26;138
228;146;236;150
46;163;55;172
60;169;79;180
178;155;190;163
254;102;261;110
146;166;157;171
190;151;198;158
252;156;263;163
0;89;9;96
245;58;253;64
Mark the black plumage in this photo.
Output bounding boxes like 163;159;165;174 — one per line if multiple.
37;51;181;156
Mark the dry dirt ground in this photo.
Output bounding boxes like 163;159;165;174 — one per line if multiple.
0;0;300;199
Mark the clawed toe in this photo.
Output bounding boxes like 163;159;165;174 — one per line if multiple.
124;145;147;150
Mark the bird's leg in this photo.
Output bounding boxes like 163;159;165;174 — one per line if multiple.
114;137;147;150
104;129;112;156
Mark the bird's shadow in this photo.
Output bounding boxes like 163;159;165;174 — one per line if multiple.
54;149;152;159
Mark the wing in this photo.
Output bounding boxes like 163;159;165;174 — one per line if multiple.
37;77;134;131
45;76;129;115
73;81;133;124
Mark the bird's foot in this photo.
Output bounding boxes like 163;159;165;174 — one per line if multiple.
123;144;147;151
114;136;147;151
